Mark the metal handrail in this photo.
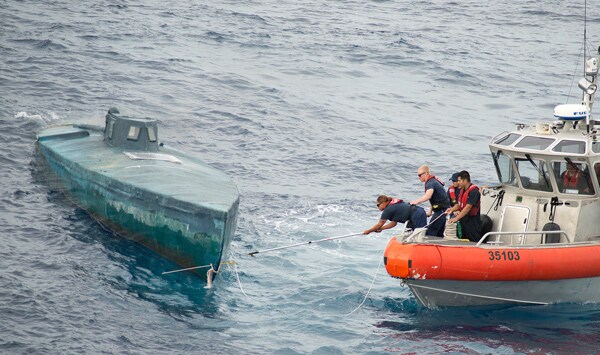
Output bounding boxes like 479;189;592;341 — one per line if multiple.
475;230;571;246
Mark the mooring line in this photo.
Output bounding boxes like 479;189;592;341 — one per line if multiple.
346;251;384;316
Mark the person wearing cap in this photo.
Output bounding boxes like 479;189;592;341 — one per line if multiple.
447;172;462;208
445;170;482;242
363;195;427;235
410;165;449;237
444;172;462;239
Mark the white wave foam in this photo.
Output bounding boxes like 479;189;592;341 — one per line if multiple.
14;111;61;124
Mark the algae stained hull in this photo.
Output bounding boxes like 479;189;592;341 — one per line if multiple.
36;112;239;280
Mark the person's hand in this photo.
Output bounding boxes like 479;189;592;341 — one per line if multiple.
448;218;457;224
362;230;371;235
426;209;432;217
444;208;453;215
409;201;417;205
375;229;382;233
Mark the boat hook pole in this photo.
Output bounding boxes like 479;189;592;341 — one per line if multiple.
248;232;363;257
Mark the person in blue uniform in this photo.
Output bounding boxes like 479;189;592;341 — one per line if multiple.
446;170;481;242
410;165;450;237
363;195;427;235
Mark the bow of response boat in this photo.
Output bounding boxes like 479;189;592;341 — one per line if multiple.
36;108;239;280
384;42;600;308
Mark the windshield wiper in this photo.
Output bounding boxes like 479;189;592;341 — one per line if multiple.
525;154;551;188
564;157;587;176
492;150;503;181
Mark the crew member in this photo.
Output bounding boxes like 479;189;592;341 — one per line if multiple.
410;165;449;237
363;195;427;235
445;170;481;242
447;172;461;207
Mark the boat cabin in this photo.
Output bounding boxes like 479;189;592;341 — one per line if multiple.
483;104;600;244
104;107;159;152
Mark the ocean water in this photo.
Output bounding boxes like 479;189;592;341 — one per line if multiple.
2;0;600;353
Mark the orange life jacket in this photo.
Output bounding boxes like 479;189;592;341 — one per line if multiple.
458;184;480;216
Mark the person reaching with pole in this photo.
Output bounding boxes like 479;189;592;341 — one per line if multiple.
363;195;427;235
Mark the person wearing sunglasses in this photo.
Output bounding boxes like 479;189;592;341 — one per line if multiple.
362;195;427;235
410;165;450;238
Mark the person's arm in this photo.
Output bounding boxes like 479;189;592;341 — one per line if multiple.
445;204;459;215
410;188;434;205
449;204;472;223
363;220;386;234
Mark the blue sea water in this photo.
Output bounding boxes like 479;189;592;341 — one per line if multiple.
2;0;600;353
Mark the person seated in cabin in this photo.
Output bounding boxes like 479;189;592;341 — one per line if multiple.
558;163;590;194
363;195;427;235
445;170;482;242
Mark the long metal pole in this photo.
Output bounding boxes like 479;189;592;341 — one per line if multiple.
248;232;363;256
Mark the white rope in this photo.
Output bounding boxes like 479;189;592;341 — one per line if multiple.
232;263;248;297
346;251;384;316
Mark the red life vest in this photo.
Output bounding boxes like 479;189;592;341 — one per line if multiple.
424;175;445;192
449;186;458;201
562;171;582;189
389;198;403;205
458;184;480;216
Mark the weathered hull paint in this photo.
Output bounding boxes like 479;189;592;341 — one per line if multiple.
36;125;239;280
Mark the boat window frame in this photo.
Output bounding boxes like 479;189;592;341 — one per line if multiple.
552;139;587;155
107;119;115;140
127;125;141;141
514;156;553;192
147;127;157;142
514;136;556;151
492;150;518;187
494;133;522;146
550;159;595;195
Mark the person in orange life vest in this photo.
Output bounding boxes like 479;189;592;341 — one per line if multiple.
410;165;449;237
559;163;589;193
362;195;427;235
445;170;481;242
447;172;461;208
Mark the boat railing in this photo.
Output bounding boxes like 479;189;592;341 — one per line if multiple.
476;230;571;246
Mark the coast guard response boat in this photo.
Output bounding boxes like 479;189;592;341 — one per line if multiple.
384;43;600;308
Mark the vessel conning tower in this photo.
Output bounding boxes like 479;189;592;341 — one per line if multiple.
104;107;159;152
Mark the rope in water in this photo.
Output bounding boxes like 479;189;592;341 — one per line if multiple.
346;251;384;316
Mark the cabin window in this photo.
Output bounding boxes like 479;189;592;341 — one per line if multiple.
592;142;600;154
127;126;140;141
515;157;552;192
107;120;115;140
494;133;521;146
553;140;586;154
595;162;600;189
492;151;518;187
147;127;156;142
551;161;594;195
515;136;555;150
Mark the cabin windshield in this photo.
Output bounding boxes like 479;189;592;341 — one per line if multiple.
552;160;595;195
492;151;518;186
515;157;552;192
